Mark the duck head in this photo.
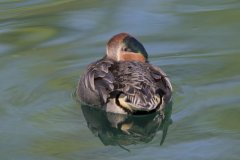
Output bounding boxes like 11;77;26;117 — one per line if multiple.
106;33;148;62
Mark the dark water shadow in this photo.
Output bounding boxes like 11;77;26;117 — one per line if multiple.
81;102;172;149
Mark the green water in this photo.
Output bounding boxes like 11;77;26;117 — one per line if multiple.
1;1;240;159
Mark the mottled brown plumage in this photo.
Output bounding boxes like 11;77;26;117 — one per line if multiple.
77;33;172;114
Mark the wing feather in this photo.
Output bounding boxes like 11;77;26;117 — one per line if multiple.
77;57;114;105
112;61;172;112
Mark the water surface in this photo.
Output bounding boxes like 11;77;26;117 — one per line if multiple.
1;1;240;159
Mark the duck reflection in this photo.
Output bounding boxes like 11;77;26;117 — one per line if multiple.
81;102;172;146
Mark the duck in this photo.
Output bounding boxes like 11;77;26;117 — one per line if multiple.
77;33;172;115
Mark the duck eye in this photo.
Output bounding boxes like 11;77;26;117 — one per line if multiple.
123;47;130;52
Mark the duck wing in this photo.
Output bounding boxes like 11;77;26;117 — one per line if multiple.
150;65;172;102
111;61;172;113
77;57;115;105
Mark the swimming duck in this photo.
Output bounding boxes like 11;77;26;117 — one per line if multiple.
77;33;172;114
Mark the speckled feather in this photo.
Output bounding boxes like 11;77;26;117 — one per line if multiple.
77;56;172;111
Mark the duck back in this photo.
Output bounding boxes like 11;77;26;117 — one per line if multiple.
110;61;172;112
77;58;172;113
